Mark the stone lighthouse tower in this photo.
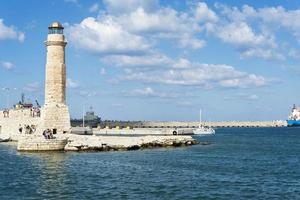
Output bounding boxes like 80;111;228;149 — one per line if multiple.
42;22;71;134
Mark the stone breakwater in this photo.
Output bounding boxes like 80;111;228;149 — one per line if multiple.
2;133;198;151
17;135;68;151
64;135;198;151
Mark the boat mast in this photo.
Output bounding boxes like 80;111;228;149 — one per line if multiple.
200;109;202;126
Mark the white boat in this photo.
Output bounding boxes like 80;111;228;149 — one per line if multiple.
193;110;215;135
193;126;215;135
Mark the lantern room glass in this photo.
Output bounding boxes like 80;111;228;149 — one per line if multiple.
48;28;63;34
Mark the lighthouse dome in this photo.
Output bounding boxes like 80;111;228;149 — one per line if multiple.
48;21;64;29
48;21;64;34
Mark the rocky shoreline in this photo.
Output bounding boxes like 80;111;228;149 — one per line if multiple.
1;133;199;151
64;135;198;151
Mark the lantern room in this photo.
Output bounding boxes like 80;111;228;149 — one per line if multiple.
48;21;64;34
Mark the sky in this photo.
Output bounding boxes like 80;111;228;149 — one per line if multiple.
1;0;300;121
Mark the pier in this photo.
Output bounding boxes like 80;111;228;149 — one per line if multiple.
94;120;287;129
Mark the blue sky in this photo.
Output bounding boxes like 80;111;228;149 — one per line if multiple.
1;0;300;121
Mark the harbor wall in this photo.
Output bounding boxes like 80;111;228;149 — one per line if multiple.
139;121;287;128
17;135;67;151
0;108;42;141
96;120;287;129
65;134;197;151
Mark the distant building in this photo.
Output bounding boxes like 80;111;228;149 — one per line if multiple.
71;108;101;128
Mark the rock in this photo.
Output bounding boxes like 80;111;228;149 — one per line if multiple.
127;145;140;150
64;134;198;151
64;146;78;151
0;134;11;142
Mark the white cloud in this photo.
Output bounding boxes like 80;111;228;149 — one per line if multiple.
0;19;25;42
120;7;199;34
179;34;206;49
18;32;25;42
123;62;269;89
225;5;300;39
79;90;97;97
23;82;40;92
195;2;218;23
172;58;191;69
288;49;300;59
117;7;204;49
89;3;100;13
127;87;179;98
67;2;300;61
103;0;159;14
67;78;79;88
240;48;284;60
214;21;281;60
219;74;266;88
129;87;155;96
224;93;259;101
102;53;172;69
100;68;107;75
1;61;14;70
68;3;207;54
100;49;272;89
256;6;300;41
216;22;275;48
66;17;149;55
213;4;300;59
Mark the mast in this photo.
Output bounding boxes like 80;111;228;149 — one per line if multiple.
200;109;202;126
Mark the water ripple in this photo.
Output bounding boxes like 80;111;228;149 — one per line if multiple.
0;128;300;199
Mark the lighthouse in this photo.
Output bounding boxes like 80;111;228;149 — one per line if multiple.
42;22;71;134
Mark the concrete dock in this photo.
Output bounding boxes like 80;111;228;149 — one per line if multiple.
97;120;287;129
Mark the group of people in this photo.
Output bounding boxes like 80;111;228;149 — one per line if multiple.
18;124;55;139
19;124;36;134
31;107;41;117
43;129;55;139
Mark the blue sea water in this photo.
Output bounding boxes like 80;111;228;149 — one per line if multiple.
0;127;300;200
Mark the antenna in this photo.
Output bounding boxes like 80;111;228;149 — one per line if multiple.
21;93;25;104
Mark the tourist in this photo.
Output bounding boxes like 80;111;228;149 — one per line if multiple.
42;130;47;139
18;125;23;134
49;130;54;139
31;125;36;133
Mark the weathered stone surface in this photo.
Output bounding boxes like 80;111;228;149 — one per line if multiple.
0;134;10;142
0;109;42;141
42;28;70;134
64;135;198;151
41;105;70;134
17;135;67;151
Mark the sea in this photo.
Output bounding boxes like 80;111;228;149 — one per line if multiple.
0;127;299;199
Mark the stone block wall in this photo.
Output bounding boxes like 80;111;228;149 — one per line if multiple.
0;108;42;140
42;105;71;134
17;135;67;151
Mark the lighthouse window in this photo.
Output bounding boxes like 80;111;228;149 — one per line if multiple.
49;28;63;34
